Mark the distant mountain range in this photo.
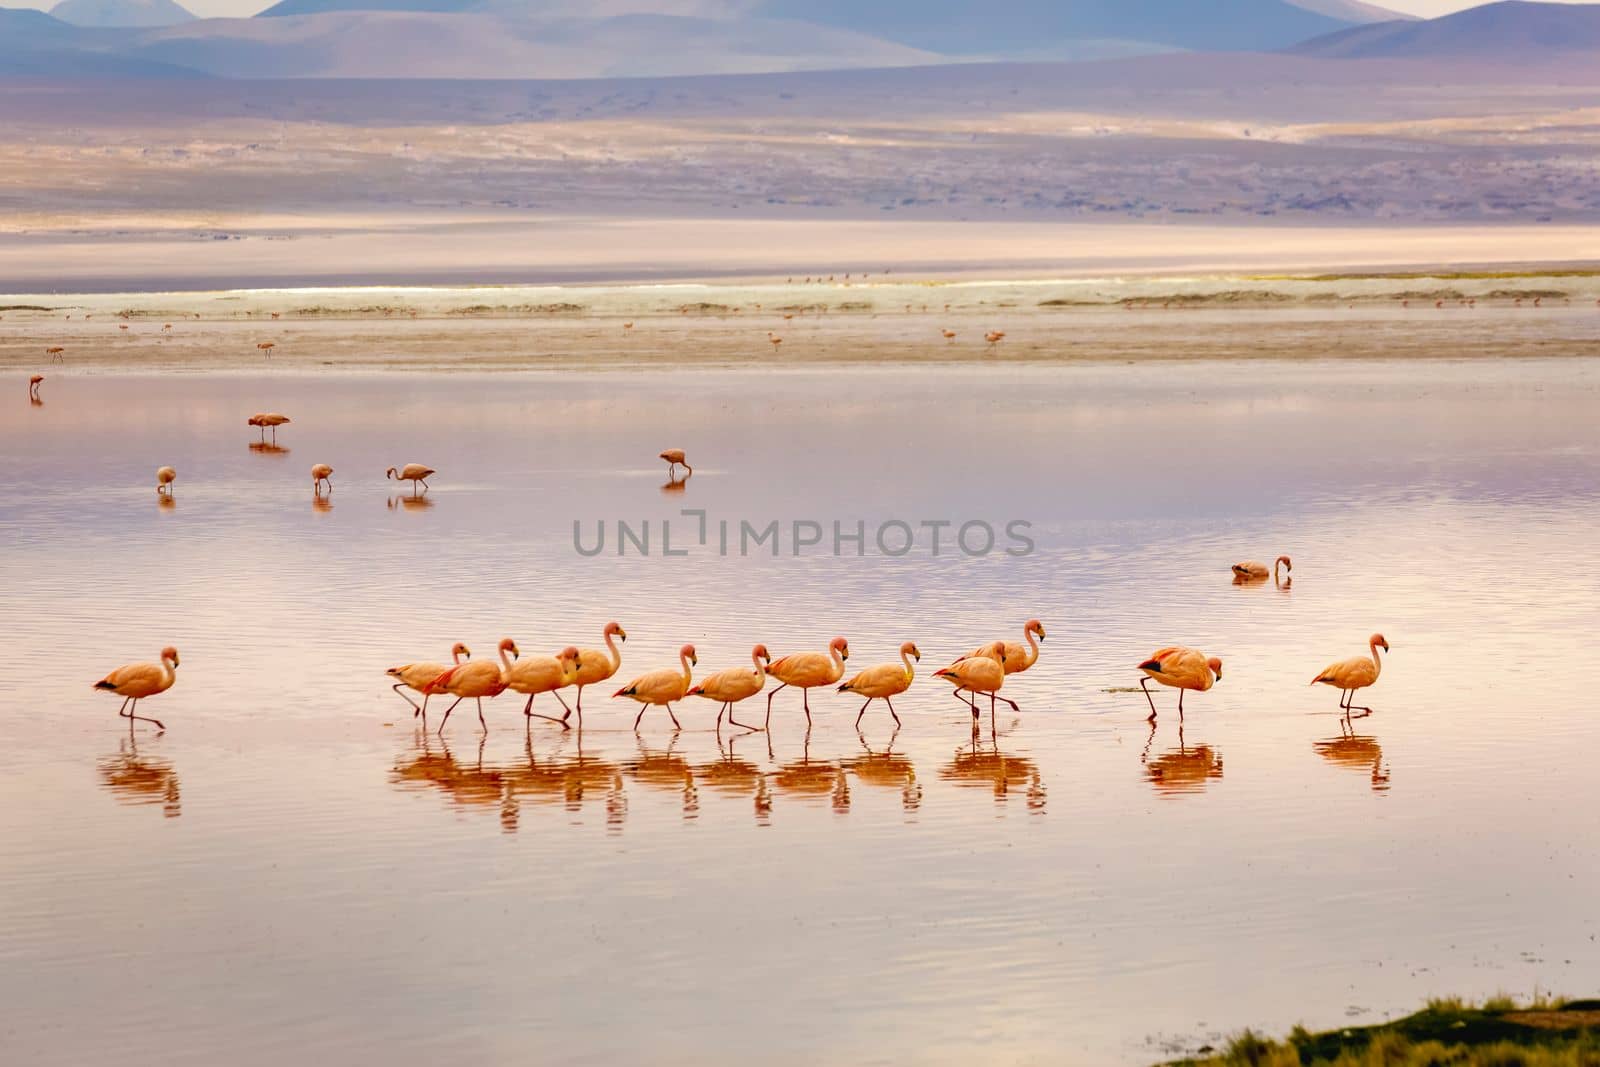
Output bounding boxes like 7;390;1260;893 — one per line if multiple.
50;0;193;26
2;0;1598;79
1295;1;1600;57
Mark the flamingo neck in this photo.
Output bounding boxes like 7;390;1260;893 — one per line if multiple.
498;646;516;681
751;650;767;678
452;649;468;665
1369;641;1384;677
162;656;177;686
1022;627;1041;668
1275;558;1288;579
605;629;622;672
900;648;916;680
680;652;694;687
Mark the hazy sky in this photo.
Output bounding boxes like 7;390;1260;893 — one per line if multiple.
26;0;1599;23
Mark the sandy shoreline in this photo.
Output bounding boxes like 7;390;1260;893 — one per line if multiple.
5;217;1600;293
6;302;1600;373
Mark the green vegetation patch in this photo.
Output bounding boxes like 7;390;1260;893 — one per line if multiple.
1169;996;1600;1066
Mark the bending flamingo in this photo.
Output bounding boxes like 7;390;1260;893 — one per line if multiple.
1138;647;1222;722
1233;555;1291;581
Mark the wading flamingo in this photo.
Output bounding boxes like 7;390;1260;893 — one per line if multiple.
311;463;333;493
387;464;435;493
942;329;957;341
248;413;291;442
386;642;471;721
429;637;517;733
29;375;43;399
257;342;275;357
156;466;176;495
970;617;1045;696
765;637;849;727
95;646;179;731
1138;648;1222;722
1312;633;1390;716
559;621;626;725
934;654;1006;723
1233;555;1291;582
614;644;698;730
688;644;770;730
985;330;1006;347
509;646;582;726
839;641;920;728
659;449;691;477
46;346;64;362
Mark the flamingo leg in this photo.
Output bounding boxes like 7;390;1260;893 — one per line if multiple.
999;694;1021;713
118;698;166;731
715;702;728;729
525;692;574;731
801;688;812;726
765;683;789;727
1140;678;1159;722
884;696;902;727
1178;689;1185;723
393;682;423;713
437;697;463;733
854;698;873;729
476;698;487;732
728;702;761;732
633;705;647;730
666;703;682;730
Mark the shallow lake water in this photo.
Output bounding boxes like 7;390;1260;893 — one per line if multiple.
2;358;1599;1065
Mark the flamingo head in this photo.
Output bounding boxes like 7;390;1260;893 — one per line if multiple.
451;642;471;662
1277;555;1293;571
386;467;398;479
753;643;771;663
1208;657;1223;681
501;638;520;660
1027;618;1045;640
161;646;180;668
1371;634;1390;652
606;621;626;641
831;636;849;661
680;644;698;666
901;641;921;661
559;645;581;668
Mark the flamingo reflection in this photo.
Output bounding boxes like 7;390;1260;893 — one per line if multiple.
249;441;290;456
505;733;622;813
389;494;436;511
843;731;921;812
625;737;699;817
1140;724;1224;795
770;730;847;810
390;735;517;832
1314;728;1390;792
695;733;773;823
97;737;180;818
940;731;1045;810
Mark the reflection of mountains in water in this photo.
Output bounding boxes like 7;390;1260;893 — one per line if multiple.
98;741;181;817
1314;733;1390;792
